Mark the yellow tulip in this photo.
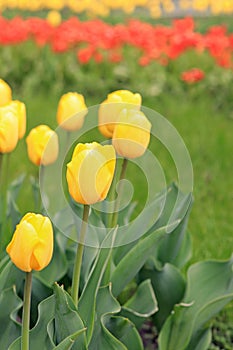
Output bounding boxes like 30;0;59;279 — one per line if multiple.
66;142;116;204
112;108;151;159
98;90;142;138
0;109;18;153
46;10;62;27
0;79;12;107
56;92;88;131
26;125;59;166
6;213;54;272
0;100;26;139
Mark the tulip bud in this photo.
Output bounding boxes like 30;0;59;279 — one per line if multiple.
66;142;116;205
0;79;12;106
26;125;59;166
56;92;88;131
46;10;62;27
0;100;26;139
98;90;142;138
112;108;151;159
0;109;18;153
6;213;54;272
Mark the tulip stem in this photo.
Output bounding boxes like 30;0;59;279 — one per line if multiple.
111;158;128;227
22;271;32;350
71;204;90;307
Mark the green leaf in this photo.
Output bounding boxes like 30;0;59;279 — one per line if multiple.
0;259;24;295
53;283;87;349
8;174;26;201
111;224;175;297
140;263;186;330
106;315;143;350
88;284;121;350
53;328;87;350
78;227;117;344
158;257;233;350
9;295;56;350
0;286;23;349
121;279;158;329
186;328;212;350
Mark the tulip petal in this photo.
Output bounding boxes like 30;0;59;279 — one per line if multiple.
6;221;38;272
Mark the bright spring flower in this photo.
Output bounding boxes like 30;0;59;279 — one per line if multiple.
56;92;88;131
0;79;12;107
112;108;151;159
0;100;27;139
26;125;59;166
6;213;54;272
66;142;116;205
46;10;62;27
98;90;142;138
181;68;205;84
0;108;18;153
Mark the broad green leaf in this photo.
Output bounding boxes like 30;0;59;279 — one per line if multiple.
140;263;185;330
9;295;56;350
54;283;87;349
186;328;212;350
78;227;117;344
88;284;121;350
53;328;87;350
0;259;24;295
111;224;176;297
158;257;233;350
106;315;143;350
121;279;158;329
0;286;23;349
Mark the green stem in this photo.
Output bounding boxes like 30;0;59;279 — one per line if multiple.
21;271;32;350
111;158;128;227
0;153;4;188
71;204;90;307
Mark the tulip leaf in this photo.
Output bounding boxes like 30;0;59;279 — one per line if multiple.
111;225;172;297
139;262;186;330
0;286;23;349
121;279;158;329
104;315;143;350
34;231;68;287
9;295;56;350
158;257;233;350
53;283;87;349
186;328;212;350
0;259;24;295
78;227;118;344
88;284;121;349
8;174;26;201
52;328;87;350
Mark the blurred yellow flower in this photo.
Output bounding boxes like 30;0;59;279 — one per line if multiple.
98;90;142;138
112;108;151;159
0;109;18;153
56;92;88;131
26;125;59;166
66;142;116;204
46;10;62;27
0;79;12;107
6;213;54;272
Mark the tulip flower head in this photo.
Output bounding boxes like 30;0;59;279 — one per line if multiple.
56;92;88;131
0;79;12;107
6;213;54;272
66;142;116;205
98;90;142;138
46;10;62;27
112;108;151;159
0;100;26;139
26;125;59;166
0;109;18;153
